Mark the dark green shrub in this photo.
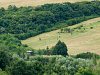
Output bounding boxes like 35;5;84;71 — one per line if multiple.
52;40;68;56
75;52;100;59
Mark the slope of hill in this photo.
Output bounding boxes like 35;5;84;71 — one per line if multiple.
22;17;100;55
0;0;92;8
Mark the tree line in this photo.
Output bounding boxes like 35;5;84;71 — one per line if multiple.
0;1;100;40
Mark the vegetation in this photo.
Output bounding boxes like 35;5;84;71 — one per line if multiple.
0;51;12;70
22;20;100;55
75;52;100;59
52;40;68;56
0;34;34;60
0;51;100;75
0;33;100;75
0;1;100;75
0;1;100;40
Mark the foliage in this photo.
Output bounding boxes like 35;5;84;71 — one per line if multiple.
52;40;68;56
0;1;100;75
0;50;12;70
24;56;94;75
75;52;100;59
0;1;100;39
75;67;94;75
0;53;99;75
0;69;8;75
0;34;33;54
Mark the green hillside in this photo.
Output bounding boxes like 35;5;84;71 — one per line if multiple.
22;17;100;55
0;1;100;75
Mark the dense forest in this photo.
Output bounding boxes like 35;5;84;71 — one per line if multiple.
0;1;100;40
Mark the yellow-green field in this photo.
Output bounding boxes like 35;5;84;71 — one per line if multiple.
0;0;93;8
22;17;100;55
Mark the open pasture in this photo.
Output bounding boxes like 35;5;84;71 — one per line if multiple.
22;17;100;55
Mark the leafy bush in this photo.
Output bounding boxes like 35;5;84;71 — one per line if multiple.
28;56;93;75
0;69;8;75
0;51;12;70
75;67;94;75
75;52;100;59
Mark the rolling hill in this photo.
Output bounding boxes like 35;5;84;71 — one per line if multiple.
0;0;93;8
22;17;100;55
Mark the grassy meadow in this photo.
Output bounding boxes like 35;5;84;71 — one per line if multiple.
22;17;100;55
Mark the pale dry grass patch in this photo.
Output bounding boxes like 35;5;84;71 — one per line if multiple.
22;18;100;55
0;0;92;8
